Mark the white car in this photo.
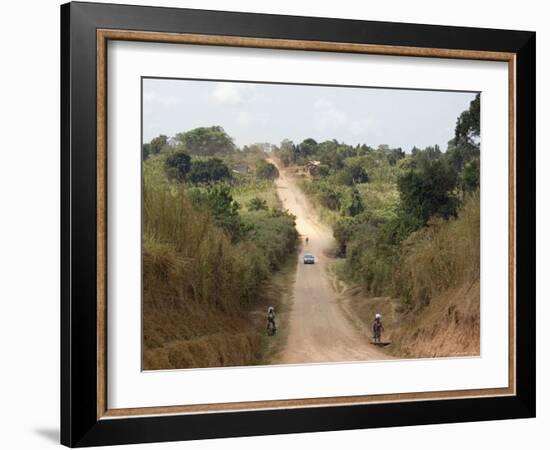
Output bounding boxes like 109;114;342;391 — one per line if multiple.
303;253;315;264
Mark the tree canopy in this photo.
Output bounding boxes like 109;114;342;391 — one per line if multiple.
143;134;168;160
336;157;370;186
174;126;236;156
255;160;279;180
454;93;480;147
165;150;191;181
187;158;232;184
247;197;269;211
397;157;458;227
189;184;242;241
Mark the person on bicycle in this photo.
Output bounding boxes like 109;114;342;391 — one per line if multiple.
372;313;384;343
266;306;277;335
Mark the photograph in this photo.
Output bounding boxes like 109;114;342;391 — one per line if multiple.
141;78;481;370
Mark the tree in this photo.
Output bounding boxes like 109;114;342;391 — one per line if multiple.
397;158;459;226
191;184;242;240
149;135;168;155
298;138;318;159
316;164;330;177
377;144;390;154
343;187;364;217
321;189;341;210
386;147;405;166
423;145;442;160
337;157;369;186
462;158;480;192
278;139;294;166
333;216;357;256
454;93;480;147
205;185;242;240
174;126;236;156
318;140;347;170
447;94;481;173
320;151;345;171
187;158;232;184
247;197;268;211
143;134;168;160
142;143;151;160
255;160;279;180
165;150;191;181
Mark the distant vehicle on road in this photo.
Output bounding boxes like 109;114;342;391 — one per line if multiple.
303;253;315;264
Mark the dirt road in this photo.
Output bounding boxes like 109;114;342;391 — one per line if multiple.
268;160;390;364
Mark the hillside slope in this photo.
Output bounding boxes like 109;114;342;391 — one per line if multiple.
387;279;479;357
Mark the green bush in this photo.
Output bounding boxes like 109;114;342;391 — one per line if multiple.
247;197;268;211
188;184;242;241
174;126;236;156
187;158;232;184
255;160;279;180
143;134;169;160
165;150;191;181
341;187;364;217
335;157;370;186
242;210;298;271
397;157;459;227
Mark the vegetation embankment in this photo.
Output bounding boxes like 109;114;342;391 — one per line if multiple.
142;128;297;370
274;94;481;357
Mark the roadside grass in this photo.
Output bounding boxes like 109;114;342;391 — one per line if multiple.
395;191;480;310
253;251;297;365
142;161;298;370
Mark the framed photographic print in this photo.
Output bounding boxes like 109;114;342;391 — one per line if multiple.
61;1;536;447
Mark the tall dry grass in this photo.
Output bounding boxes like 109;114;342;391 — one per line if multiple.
143;163;268;309
142;162;296;369
394;190;480;309
339;192;481;358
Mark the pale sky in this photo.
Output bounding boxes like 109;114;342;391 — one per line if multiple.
142;78;478;152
